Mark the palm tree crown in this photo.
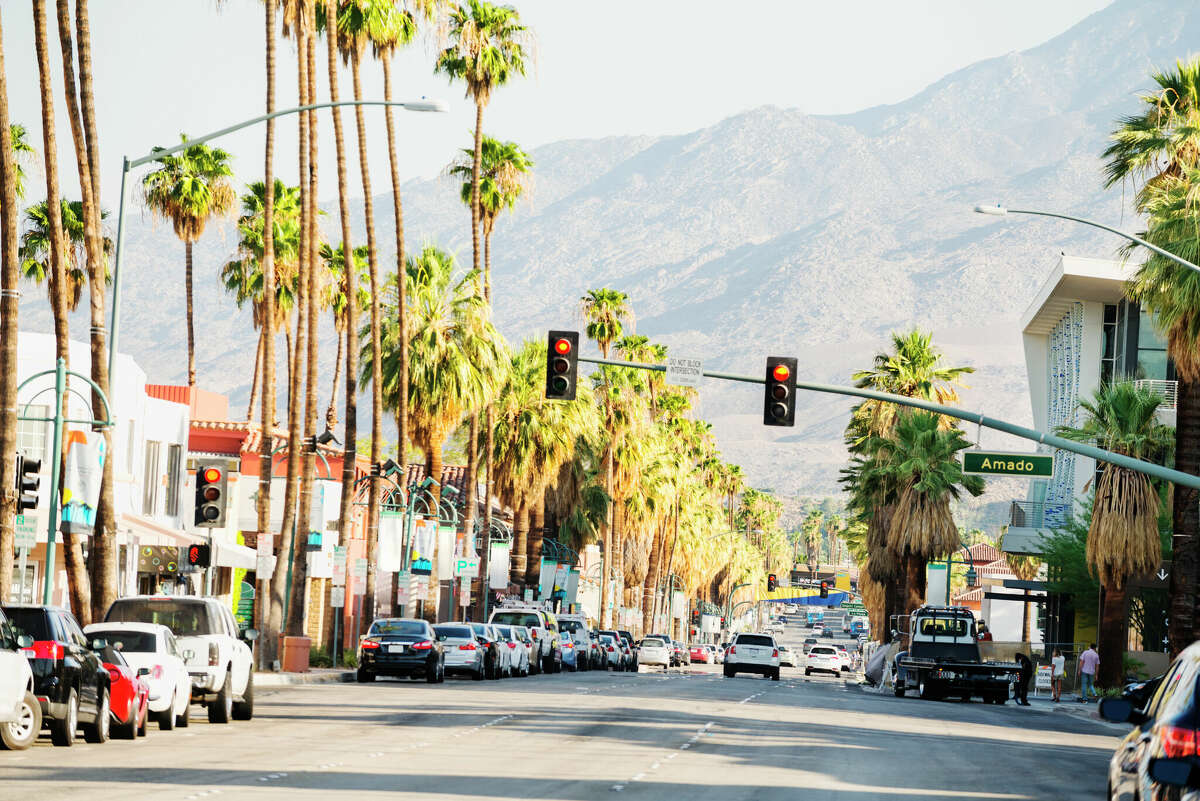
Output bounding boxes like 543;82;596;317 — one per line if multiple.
434;0;528;106
142;135;235;242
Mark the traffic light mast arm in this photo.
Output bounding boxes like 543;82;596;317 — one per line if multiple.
575;354;1200;491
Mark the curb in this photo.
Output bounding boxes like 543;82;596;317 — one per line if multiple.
254;669;356;687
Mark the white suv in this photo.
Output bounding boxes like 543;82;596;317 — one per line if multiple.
804;644;841;676
554;614;594;670
104;596;257;723
0;609;40;750
489;603;560;674
724;632;780;680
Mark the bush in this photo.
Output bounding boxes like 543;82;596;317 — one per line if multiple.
309;645;332;668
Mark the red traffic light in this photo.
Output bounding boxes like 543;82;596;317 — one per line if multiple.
202;466;222;483
771;364;790;382
554;338;572;356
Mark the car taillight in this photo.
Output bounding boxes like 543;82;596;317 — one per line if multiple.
607;646;614;652
1161;725;1199;758
108;667;121;683
459;643;477;651
773;649;779;658
411;640;433;650
507;642;516;649
30;641;63;661
727;646;735;654
361;640;381;650
563;642;573;649
152;665;164;679
208;642;219;666
530;630;538;638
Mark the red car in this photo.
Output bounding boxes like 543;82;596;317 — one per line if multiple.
99;645;149;739
689;645;710;664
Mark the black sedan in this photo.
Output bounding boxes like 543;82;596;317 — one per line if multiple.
357;618;445;683
1102;642;1200;800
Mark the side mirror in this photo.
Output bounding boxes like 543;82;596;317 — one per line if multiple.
1149;757;1198;788
890;629;899;639
137;667;152;677
242;628;260;642
1098;697;1146;725
90;638;108;651
16;634;33;648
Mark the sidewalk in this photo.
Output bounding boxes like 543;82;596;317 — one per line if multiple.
254;667;356;687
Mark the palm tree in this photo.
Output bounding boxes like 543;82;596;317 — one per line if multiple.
0;6;21;606
1102;58;1200;654
319;242;369;428
1057;382;1174;687
8;124;33;200
141;135;236;388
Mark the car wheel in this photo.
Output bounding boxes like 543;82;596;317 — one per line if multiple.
158;691;177;730
724;667;735;678
177;694;190;728
83;687;110;744
0;691;41;750
208;673;234;724
772;669;780;681
137;704;148;737
113;696;138;740
357;667;375;683
232;672;254;720
472;664;485;681
50;688;78;747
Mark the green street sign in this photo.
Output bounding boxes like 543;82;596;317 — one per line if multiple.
962;451;1053;478
840;603;866;616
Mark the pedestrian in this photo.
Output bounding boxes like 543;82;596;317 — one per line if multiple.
1014;651;1032;706
1051;648;1066;702
1078;643;1100;702
977;621;993;642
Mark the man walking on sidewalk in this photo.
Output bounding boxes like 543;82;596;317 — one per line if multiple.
1014;652;1032;706
1078;643;1099;702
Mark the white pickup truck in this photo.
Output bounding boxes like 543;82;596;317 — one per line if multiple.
724;632;781;680
0;608;40;749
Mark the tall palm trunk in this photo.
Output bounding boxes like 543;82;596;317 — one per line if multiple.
512;502;529;588
525;491;545;588
286;6;319;638
255;0;278;666
350;50;384;624
34;0;85;615
184;240;196;386
326;1;360;634
246;332;264;422
267;4;311;663
642;516;665;633
599;445;613;627
902;553;925;619
1170;376;1200;655
1098;583;1128;689
0;6;19;606
325;329;343;430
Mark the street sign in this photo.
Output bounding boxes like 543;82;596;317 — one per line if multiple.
459;585;471;606
330;587;345;608
666;355;703;388
331;561;346;587
256;532;273;556
961;451;1053;478
454;557;480;578
840;602;867;616
414;580;430;601
1132;561;1172;589
353;558;368;579
396;584;409;606
14;514;35;550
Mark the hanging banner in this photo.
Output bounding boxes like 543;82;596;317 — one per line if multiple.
489;543;510;589
435;526;455;580
538;559;556;600
411;518;436;575
565;568;580;605
671;590;686;619
553;563;569;597
378;510;404;573
61;430;106;535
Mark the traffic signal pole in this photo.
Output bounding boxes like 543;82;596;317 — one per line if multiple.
575;354;1200;491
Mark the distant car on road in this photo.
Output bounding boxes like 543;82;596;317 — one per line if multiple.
357;618;445;683
805;645;841;677
724;633;780;681
638;637;671;670
689;644;710;664
777;645;797;667
802;637;818;654
812;624;826;638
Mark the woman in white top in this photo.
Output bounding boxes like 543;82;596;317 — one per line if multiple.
1051;648;1066;702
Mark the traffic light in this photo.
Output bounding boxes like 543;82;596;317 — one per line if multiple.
15;454;40;513
186;543;211;568
545;331;579;400
691;608;701;626
767;573;777;592
194;461;228;528
819;581;829;598
763;356;798;426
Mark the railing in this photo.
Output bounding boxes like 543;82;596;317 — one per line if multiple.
1009;501;1069;529
1133;379;1178;411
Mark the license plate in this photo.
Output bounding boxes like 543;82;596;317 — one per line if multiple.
389;644;406;653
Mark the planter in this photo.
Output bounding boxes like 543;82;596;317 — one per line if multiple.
280;635;312;673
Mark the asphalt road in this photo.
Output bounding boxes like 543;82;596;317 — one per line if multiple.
0;626;1120;801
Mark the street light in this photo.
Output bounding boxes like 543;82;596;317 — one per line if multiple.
973;204;1200;276
106;97;450;389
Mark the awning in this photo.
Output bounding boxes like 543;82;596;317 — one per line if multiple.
998;526;1049;556
212;539;256;570
119;513;204;548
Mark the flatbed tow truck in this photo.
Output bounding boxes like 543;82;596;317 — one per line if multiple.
892;605;1021;704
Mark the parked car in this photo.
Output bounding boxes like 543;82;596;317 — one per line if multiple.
724;632;780;680
489;603;559;673
358;618;445;683
689;644;710;664
510;626;537;674
94;643;150;740
470;622;512;679
711;644;724;664
618;630;638;668
434;623;486;681
598;633;628;670
638;637;671;670
835;645;852;672
493;625;530;677
0;608;40;750
778;644;797;667
805;645;842;677
673;640;691;666
3;604;111;746
1101;641;1200;800
599;630;634;671
104;596;256;724
84;622;192;730
555;614;593;671
587;630;604;669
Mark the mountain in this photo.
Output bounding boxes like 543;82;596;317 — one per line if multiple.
19;0;1199;506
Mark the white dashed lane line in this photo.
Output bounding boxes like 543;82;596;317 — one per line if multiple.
611;721;715;791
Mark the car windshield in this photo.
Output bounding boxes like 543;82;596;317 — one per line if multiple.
491;611;542;628
369;620;427;637
1;607;52;641
434;625;473;640
89;629;157;653
735;634;773;646
105;599;216;636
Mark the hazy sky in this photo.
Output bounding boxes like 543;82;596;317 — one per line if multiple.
2;0;1112;209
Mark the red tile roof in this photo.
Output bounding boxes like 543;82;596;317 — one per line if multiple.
967;543;1001;564
190;419;343;457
